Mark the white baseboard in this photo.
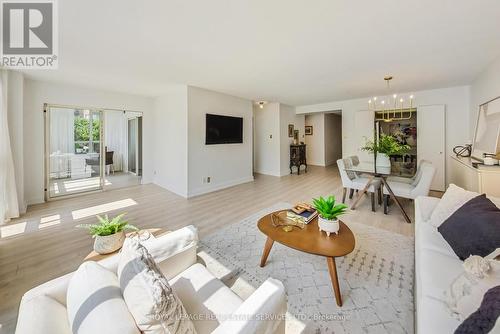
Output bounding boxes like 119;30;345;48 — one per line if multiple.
188;176;255;198
153;181;188;198
26;196;44;206
280;165;306;176
308;162;326;167
254;169;281;177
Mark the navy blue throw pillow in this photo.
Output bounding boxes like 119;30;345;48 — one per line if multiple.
454;285;500;334
438;194;500;260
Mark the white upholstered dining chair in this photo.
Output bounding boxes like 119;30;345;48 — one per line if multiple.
383;161;436;214
337;158;382;212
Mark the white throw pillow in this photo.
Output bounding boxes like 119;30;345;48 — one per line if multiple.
446;255;500;321
118;237;197;334
429;184;479;228
66;261;140;334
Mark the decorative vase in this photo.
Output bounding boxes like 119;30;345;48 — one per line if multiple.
94;231;125;254
318;216;340;236
376;153;391;168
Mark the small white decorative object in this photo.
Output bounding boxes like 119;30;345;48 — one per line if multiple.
376;153;391;168
94;231;125;254
318;216;340;236
463;255;491;279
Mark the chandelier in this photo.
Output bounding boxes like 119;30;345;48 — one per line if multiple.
369;76;415;122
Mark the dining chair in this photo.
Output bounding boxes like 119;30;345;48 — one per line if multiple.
386;159;431;184
337;158;382;212
383;162;436;214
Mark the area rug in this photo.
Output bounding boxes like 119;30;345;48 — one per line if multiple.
199;203;414;334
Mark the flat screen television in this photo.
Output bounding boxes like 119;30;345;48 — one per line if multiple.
205;114;243;145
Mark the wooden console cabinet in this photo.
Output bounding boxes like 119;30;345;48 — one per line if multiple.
290;144;307;175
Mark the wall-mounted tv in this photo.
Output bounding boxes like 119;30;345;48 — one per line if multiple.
205;114;243;145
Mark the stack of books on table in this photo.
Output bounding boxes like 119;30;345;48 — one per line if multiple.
287;203;318;224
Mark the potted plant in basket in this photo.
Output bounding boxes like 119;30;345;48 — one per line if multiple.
361;133;410;168
77;213;138;254
312;196;348;236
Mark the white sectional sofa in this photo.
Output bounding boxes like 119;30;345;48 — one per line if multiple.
15;226;287;334
415;196;462;333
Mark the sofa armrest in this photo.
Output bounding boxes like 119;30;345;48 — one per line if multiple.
15;294;71;334
97;225;198;279
142;225;199;279
415;196;441;224
212;278;286;334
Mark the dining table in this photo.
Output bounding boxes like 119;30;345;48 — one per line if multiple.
343;162;412;224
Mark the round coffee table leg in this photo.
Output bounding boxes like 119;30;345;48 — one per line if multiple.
260;237;274;267
327;257;343;306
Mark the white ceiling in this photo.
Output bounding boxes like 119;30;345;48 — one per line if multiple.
22;0;500;106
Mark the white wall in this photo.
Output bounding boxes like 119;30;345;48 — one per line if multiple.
187;86;253;197
153;85;188;197
253;102;280;176
324;113;342;166
305;113;326;166
298;85;470;185
279;104;305;176
23;79;155;205
253;103;305;176
7;71;25;213
470;56;500;137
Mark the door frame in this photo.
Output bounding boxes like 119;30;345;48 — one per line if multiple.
44;104;144;201
44;103;106;201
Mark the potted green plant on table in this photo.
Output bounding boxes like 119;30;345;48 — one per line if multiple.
312;196;348;236
77;213;138;254
361;133;411;168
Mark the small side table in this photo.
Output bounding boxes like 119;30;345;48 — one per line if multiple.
84;228;166;262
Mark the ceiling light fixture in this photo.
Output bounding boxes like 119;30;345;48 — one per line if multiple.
257;101;266;109
369;76;415;122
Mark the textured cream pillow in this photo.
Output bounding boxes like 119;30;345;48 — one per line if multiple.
66;261;140;334
430;184;479;228
118;238;197;334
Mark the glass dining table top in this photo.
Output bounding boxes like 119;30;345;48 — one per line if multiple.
343;162;392;176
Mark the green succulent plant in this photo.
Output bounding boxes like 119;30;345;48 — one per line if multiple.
312;196;348;220
362;134;410;156
76;213;138;237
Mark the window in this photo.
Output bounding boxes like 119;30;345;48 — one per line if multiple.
74;110;100;154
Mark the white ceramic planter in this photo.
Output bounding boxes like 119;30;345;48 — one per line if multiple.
318;216;340;236
94;231;125;254
376;153;391;168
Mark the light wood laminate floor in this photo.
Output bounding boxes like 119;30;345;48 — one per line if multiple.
0;165;418;333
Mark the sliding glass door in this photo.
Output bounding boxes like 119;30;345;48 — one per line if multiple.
45;106;104;199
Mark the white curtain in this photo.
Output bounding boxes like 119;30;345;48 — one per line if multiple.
49;108;75;178
0;70;19;223
105;110;126;171
50;108;75;154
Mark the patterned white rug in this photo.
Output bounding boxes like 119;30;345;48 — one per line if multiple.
199;203;414;334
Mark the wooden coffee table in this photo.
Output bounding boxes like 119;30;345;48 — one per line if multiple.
257;212;355;306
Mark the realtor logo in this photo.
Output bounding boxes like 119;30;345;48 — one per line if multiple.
1;0;58;68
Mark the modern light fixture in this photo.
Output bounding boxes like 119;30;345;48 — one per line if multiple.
257;101;267;109
369;76;416;122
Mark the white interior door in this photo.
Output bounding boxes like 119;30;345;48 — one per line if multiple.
353;110;374;161
417;105;446;191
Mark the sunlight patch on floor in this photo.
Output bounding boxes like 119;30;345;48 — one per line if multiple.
39;214;61;229
1;222;27;238
71;198;138;220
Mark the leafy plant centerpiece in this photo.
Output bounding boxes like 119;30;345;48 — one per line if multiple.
312;196;348;236
361;133;411;156
361;133;411;168
77;213;138;254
